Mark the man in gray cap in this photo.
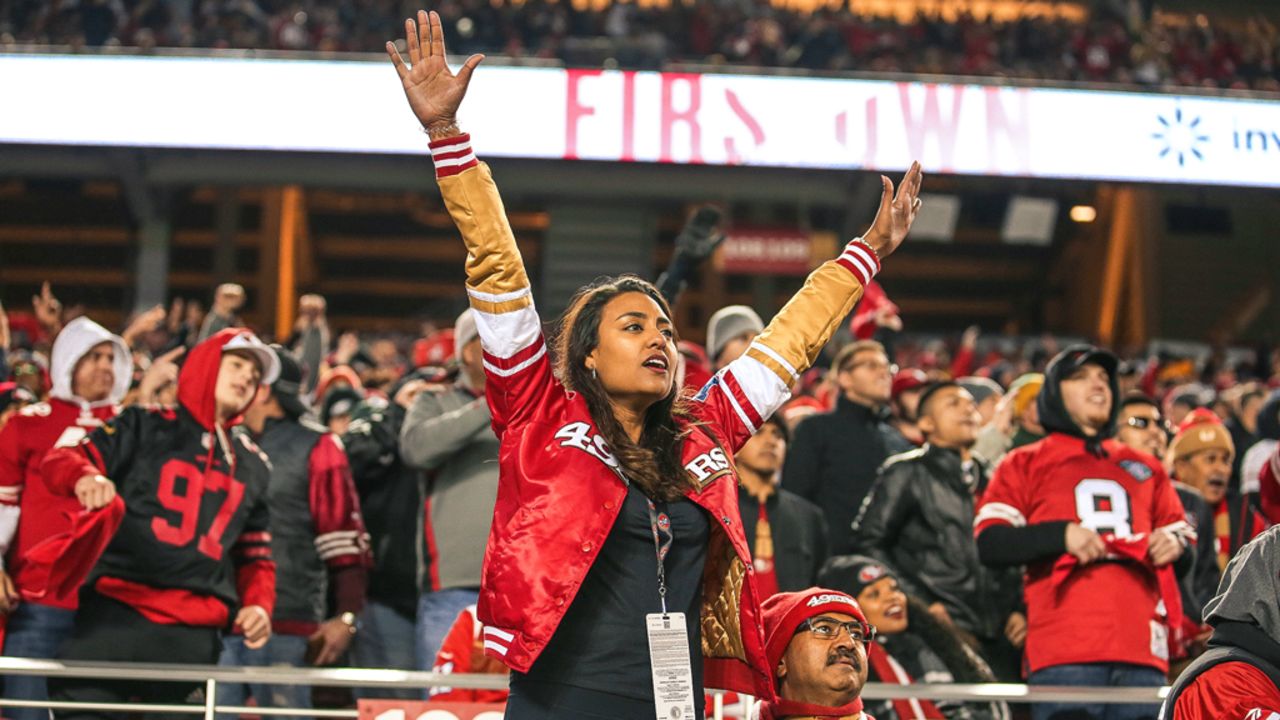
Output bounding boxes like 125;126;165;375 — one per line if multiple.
1161;525;1280;717
706;304;765;371
399;309;501;667
957;376;1003;426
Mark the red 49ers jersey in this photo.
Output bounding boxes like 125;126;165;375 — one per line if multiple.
0;398;117;609
975;433;1188;673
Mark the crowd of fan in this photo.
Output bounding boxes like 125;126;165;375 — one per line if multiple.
4;0;1280;93
2;245;1279;716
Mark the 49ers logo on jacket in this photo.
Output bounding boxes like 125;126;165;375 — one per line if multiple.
685;448;731;486
554;422;733;489
554;422;620;469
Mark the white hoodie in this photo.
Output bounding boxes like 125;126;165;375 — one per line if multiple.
49;316;131;407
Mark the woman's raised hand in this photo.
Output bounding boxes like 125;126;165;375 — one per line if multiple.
386;10;484;136
862;161;924;261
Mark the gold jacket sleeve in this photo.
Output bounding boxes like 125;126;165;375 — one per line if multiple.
437;162;534;315
745;248;871;386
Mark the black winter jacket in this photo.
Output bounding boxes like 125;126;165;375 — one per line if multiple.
343;397;423;619
783;394;912;553
849;444;1013;639
1175;482;1220;624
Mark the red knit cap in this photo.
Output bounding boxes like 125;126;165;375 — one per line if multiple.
761;588;868;676
1176;408;1224;434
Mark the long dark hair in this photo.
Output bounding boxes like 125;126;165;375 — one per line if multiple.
554;275;695;502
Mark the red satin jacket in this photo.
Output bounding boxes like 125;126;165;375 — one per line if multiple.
429;134;879;698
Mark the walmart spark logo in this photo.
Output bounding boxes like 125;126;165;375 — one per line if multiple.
1153;107;1208;166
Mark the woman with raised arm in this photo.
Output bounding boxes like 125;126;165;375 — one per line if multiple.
386;12;922;719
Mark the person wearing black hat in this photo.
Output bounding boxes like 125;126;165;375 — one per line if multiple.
818;555;1008;720
222;345;372;714
851;382;1024;681
0;382;35;432
975;345;1192;720
320;385;364;436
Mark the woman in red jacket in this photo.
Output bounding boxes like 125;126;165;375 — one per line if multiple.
386;12;922;719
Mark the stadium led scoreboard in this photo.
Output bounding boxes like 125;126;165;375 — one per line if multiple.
3;54;1279;187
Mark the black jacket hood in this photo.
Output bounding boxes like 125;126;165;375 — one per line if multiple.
1037;344;1121;456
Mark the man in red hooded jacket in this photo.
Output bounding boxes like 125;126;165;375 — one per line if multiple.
0;317;131;719
39;329;280;717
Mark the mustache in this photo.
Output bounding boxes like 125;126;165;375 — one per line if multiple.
827;646;861;671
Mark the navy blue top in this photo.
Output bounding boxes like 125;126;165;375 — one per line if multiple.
521;483;709;711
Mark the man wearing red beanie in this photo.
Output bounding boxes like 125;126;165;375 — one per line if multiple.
758;588;873;719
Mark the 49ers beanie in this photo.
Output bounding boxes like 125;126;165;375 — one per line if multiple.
761;588;867;676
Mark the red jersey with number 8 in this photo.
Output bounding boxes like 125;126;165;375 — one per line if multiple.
975;433;1187;673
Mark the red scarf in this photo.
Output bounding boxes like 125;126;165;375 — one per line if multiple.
866;642;944;719
757;696;865;719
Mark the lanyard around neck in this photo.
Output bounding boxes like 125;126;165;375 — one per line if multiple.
646;498;673;615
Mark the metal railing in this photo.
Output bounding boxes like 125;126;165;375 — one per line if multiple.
0;657;1169;718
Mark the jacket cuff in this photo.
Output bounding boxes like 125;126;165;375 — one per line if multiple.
834;239;881;288
236;559;277;617
41;447;101;497
429;133;479;179
331;564;368;616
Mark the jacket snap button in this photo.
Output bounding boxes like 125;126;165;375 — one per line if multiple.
556;597;565;607
582;542;593;553
722;516;732;525
604;500;614;510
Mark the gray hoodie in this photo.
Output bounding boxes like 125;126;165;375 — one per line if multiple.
399;374;498;591
1203;524;1280;639
1158;526;1280;718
